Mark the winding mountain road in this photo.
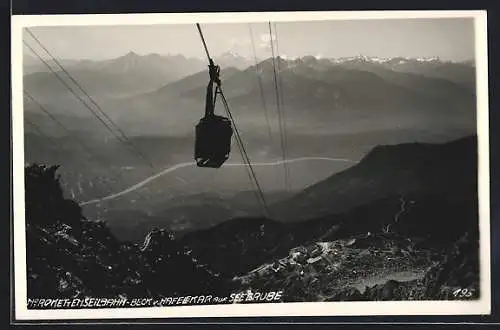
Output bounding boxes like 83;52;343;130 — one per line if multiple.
79;157;358;206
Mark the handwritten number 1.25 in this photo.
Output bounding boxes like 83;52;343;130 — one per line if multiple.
453;288;474;298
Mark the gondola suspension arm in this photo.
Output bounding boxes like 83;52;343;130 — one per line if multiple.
194;23;270;217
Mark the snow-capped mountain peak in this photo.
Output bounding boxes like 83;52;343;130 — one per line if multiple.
328;55;443;65
415;56;440;62
217;51;250;61
214;51;253;70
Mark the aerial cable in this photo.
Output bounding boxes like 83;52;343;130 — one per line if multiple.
24;91;109;166
196;24;211;62
273;23;292;192
248;24;273;141
268;22;290;193
24;118;60;148
248;23;281;191
24;118;65;166
196;23;268;216
23;40;152;168
24;30;155;170
25;36;180;200
24;91;128;198
24;91;127;189
221;90;269;217
219;90;269;216
195;23;269;217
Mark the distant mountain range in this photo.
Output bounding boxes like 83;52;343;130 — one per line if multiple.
23;51;254;98
83;53;476;138
23;50;477;170
23;51;478;227
23;52;207;101
23;51;475;104
329;55;475;91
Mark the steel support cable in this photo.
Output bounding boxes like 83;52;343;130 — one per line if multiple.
23;40;151;168
24;91;125;194
196;24;211;62
24;118;69;171
24;37;175;198
24;91;110;166
218;88;269;217
24;30;155;169
268;22;290;193
248;24;273;141
25;118;60;148
273;22;292;192
24;91;123;197
196;23;269;217
249;23;281;192
196;23;268;215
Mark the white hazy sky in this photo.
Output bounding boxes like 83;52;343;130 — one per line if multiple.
23;18;475;61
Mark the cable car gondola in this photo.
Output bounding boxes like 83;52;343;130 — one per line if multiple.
194;60;233;168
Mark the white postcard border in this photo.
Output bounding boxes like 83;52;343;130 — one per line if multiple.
11;10;491;320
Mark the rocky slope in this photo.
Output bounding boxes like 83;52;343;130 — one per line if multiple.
24;135;480;306
231;225;479;302
25;164;224;303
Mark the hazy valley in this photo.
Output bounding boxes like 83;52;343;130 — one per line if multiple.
20;18;482;307
23;53;477;239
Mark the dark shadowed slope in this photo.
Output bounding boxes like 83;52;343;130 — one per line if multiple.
176;136;478;279
24;133;480;303
25;164;224;301
269;135;477;222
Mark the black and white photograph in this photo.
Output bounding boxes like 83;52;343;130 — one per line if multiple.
11;10;491;319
